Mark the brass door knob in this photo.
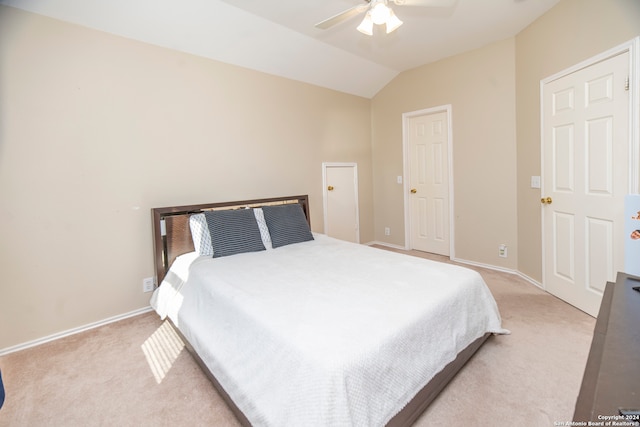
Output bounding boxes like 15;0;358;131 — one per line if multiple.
541;197;552;205
327;186;334;191
410;188;417;194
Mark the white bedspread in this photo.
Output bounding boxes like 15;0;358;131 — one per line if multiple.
151;234;507;427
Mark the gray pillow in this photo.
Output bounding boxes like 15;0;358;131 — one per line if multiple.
205;209;265;258
261;204;314;248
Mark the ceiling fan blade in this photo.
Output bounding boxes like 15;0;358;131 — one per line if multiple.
392;0;455;6
315;4;369;30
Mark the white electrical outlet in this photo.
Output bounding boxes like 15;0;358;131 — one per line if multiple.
384;227;390;236
142;277;155;293
499;244;508;258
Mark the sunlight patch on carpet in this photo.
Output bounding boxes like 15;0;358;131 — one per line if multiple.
142;321;185;384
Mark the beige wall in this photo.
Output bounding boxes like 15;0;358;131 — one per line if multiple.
0;6;374;349
372;38;518;269
515;0;640;281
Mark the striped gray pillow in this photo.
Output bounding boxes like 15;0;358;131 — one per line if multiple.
261;204;314;248
204;209;266;258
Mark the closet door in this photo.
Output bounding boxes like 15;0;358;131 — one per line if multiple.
542;51;630;316
323;163;359;243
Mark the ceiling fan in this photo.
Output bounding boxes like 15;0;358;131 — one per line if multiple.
315;0;456;35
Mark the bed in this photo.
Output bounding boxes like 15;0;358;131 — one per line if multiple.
150;195;507;427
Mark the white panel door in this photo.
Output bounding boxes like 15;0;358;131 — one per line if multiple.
323;163;359;243
542;52;629;317
408;111;450;255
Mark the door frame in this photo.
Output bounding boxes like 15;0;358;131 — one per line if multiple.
402;104;454;255
540;37;640;292
322;162;360;243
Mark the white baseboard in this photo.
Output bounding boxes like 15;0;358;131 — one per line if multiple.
365;241;407;250
514;270;544;290
367;242;545;290
451;257;543;288
0;252;546;357
450;256;517;274
0;306;154;356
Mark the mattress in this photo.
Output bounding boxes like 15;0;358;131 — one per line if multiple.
151;233;507;427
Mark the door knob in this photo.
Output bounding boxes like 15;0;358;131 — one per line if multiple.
541;197;552;205
410;188;417;194
327;186;334;191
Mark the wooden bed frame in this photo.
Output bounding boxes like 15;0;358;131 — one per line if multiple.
151;194;490;427
152;195;311;284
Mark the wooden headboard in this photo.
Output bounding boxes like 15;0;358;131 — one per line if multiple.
151;195;310;284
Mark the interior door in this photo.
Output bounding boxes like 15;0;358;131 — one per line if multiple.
323;163;359;243
542;51;629;317
408;111;450;255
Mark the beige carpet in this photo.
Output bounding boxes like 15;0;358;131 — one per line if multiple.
0;249;596;427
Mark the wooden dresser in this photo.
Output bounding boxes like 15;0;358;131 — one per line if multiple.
573;272;640;421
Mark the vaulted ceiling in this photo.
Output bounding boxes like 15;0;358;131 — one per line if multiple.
1;0;561;97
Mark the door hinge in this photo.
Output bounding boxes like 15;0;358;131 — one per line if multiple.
625;76;629;91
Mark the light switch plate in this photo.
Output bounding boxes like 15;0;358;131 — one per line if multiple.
531;176;541;189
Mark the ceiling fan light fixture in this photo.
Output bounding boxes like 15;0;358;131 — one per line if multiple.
370;2;391;25
357;12;374;35
385;9;403;33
